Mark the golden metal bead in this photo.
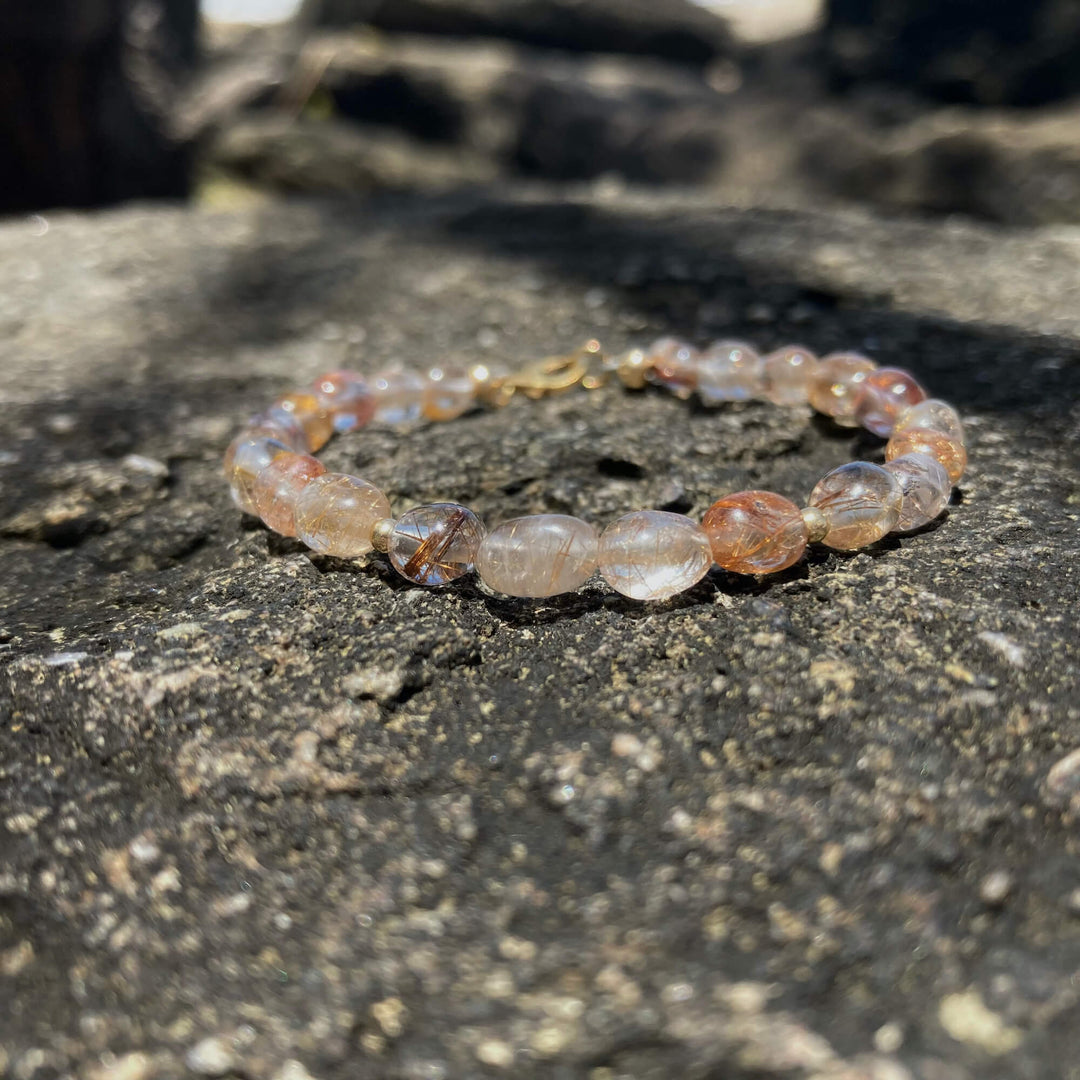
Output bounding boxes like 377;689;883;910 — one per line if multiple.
801;506;830;544
612;348;653;390
371;516;396;553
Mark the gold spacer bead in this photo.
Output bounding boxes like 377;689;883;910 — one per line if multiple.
801;506;829;544
469;362;515;408
612;348;654;390
371;517;396;553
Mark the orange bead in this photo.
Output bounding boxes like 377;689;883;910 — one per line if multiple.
886;426;967;484
253;452;327;537
260;393;333;452
809;353;876;426
645;337;699;399
422;364;476;421
702;491;808;575
853;368;926;437
808;462;902;550
311;371;376;433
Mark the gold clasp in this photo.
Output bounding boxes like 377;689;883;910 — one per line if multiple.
504;340;607;399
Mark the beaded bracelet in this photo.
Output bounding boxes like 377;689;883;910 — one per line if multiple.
223;338;967;602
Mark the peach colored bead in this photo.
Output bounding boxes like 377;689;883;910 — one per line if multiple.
225;433;294;515
762;345;819;406
260;393;333;452
885;453;951;532
809;353;876;426
598;511;713;600
894;398;965;444
294;473;392;558
696;341;763;404
388;503;486;585
645;337;699;399
808;461;902;550
423;364;476;421
477;515;599;597
311;371;376;433
372;369;426;424
702;490;808;575
853;367;926;437
252;452;327;537
886;427;967;484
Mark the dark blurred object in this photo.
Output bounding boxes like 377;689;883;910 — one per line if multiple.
825;0;1080;106
300;0;733;65
0;0;199;213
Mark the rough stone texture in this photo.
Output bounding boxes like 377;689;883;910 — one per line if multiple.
1;189;1080;1078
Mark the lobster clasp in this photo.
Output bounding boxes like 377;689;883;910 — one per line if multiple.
505;340;606;399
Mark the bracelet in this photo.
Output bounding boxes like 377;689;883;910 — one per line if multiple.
223;338;967;602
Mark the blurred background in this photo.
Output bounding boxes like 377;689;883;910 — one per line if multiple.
4;0;1080;225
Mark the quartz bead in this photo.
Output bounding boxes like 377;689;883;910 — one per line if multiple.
884;452;951;532
259;393;333;452
702;490;808;575
885;427;967;484
252;452;327;537
477;515;599;597
894;398;965;444
853;367;926;437
372;369;426;424
388;503;486;585
696;341;763;404
807;461;903;550
598;511;713;600
225;433;293;515
645;337;699;399
762;345;819;406
294;473;392;558
311;371;376;433
423;364;476;421
809;353;876;426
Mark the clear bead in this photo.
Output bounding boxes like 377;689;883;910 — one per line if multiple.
702;490;808;574
372;369;426;424
894;399;965;444
853;368;926;437
423;364;476;421
884;453;951;532
311;371;376;433
295;474;392;558
258;393;333;452
809;353;876;426
388;503;486;585
885;427;967;484
761;345;819;406
252;453;327;537
696;341;763;404
598;511;713;600
477;515;598;597
807;461;902;550
225;433;293;515
644;337;699;399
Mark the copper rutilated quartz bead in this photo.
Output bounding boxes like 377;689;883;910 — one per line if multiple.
761;345;819;406
853;367;926;437
477;515;599;597
702;491;808;575
809;353;876;426
252;452;327;537
894;399;965;444
885;453;951;532
696;341;763;404
372;369;426;424
886;427;967;484
807;461;902;550
312;371;376;433
598;511;713;600
225;433;293;515
294;473;392;558
423;364;476;421
388;503;486;585
645;337;699;399
260;393;333;452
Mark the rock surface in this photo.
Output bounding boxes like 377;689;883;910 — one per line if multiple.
1;188;1079;1078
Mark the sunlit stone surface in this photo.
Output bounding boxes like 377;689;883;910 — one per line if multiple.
388;503;486;585
885;453;951;532
225;433;293;515
886;427;967;484
477;515;599;597
853;367;926;437
598;511;713;600
311;371;376;433
809;353;876;426
894;399;965;444
696;340;763;404
645;337;699;399
372;369;426;424
423;364;476;421
295;473;392;558
808;461;902;550
702;490;808;574
259;392;333;451
762;345;819;406
252;452;327;537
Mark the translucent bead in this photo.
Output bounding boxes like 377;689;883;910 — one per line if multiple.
423;364;476;421
645;337;699;399
252;452;327;537
311;371;376;433
294;473;392;558
894;398;965;444
372;369;426;424
807;461;903;550
886;427;967;484
477;515;598;597
853;367;926;437
598;511;713;601
884;453;951;532
809;353;876;426
696;341;763;404
702;491;808;575
762;345;819;406
224;433;293;515
388;503;486;586
259;393;333;452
